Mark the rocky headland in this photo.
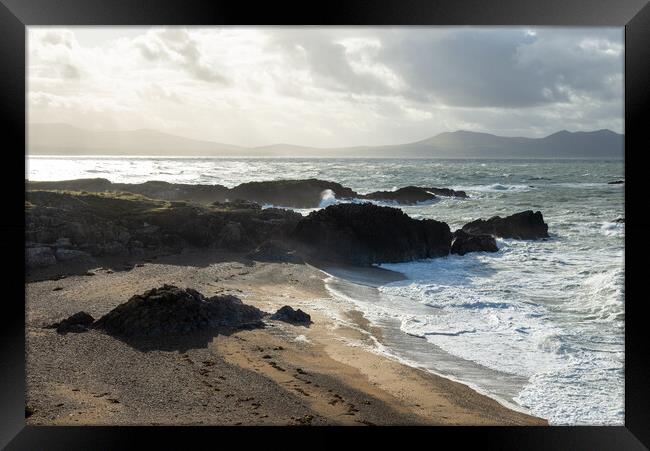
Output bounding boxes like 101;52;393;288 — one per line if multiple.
27;178;468;208
26;179;549;271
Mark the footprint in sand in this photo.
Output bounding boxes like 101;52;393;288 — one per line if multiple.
268;361;286;372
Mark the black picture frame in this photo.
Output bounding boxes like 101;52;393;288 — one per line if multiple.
2;0;648;448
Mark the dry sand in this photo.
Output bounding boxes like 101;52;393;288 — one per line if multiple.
25;249;547;426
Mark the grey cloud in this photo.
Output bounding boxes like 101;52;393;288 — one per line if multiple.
376;28;623;108
269;31;396;97
61;63;80;80
41;31;72;48
135;29;227;84
267;28;623;110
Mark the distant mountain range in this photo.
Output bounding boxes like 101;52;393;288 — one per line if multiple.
28;123;624;159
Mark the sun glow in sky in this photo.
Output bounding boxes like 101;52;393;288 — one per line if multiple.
28;26;624;147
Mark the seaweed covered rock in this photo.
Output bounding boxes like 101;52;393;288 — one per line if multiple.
270;306;312;325
46;311;95;334
461;210;549;240
93;285;265;337
247;240;302;263
291;203;452;265
450;230;498;255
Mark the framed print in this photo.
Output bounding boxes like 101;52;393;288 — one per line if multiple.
1;0;649;448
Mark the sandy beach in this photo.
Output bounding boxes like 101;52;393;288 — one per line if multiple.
25;249;546;426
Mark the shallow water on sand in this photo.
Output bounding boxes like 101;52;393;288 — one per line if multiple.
28;156;624;425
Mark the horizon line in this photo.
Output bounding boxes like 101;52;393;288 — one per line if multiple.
28;122;624;151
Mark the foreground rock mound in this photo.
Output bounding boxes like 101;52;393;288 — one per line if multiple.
46;311;95;334
291;203;452;265
461;210;549;239
450;230;498;255
270;306;312;325
93;285;265;337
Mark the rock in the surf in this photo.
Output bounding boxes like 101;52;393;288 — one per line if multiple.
229;179;358;208
423;187;468;198
361;186;437;204
291;203;452;265
450;230;498;255
461;210;549;240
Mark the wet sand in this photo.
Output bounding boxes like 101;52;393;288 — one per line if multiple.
25;249;547;425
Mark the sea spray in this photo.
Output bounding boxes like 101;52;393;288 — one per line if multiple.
318;189;337;208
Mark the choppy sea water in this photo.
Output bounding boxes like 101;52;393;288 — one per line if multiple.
27;156;624;425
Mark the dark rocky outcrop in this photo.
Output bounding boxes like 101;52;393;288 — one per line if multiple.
361;186;437;204
27;178;467;208
613;216;625;223
25;246;57;268
247;240;302;263
28;178;231;204
461;210;549;239
229;179;357;208
270;306;312;325
25;190;302;268
360;186;467;204
93;285;265;337
450;230;498;255
423;187;468;198
291;203;452;265
46;311;95;334
211;199;261;210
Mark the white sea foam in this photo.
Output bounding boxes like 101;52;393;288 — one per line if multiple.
453;183;533;193
600;221;624;237
373;245;624;425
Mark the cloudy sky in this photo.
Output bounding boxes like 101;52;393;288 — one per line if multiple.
28;27;623;148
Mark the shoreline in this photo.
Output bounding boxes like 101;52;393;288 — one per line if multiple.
315;264;537;419
26;250;546;425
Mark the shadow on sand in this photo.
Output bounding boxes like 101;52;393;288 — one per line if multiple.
93;323;265;353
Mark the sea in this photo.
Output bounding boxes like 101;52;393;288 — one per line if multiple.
27;156;625;425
